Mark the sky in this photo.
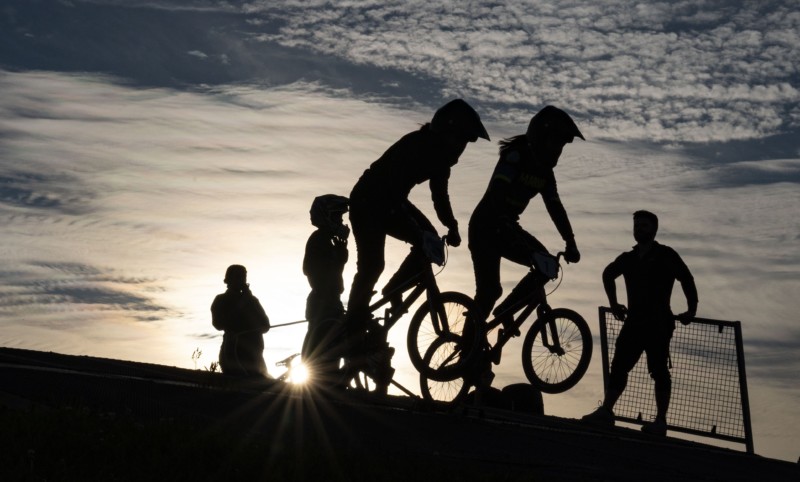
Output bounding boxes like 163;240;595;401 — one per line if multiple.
1;0;798;462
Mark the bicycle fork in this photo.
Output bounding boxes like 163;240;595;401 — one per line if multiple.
540;316;566;356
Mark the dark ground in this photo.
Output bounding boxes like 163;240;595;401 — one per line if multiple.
1;347;797;481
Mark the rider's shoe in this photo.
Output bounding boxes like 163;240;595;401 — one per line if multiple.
489;342;502;365
387;293;406;317
581;405;615;426
497;313;520;337
641;417;667;436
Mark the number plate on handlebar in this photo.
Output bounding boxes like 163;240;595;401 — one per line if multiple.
533;252;559;280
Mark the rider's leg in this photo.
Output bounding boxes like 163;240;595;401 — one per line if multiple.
467;236;503;379
381;201;437;306
492;226;550;333
346;219;387;340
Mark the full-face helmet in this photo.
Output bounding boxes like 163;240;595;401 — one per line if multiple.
526;105;584;146
310;194;350;239
431;99;491;142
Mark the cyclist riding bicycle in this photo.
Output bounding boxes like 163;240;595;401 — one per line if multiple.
468;106;584;356
345;99;490;354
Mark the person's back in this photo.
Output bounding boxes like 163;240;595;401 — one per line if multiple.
353;127;460;207
211;264;271;377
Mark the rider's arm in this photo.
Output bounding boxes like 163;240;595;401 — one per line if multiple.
541;173;575;243
429;169;458;231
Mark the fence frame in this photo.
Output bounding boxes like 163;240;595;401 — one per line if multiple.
598;307;754;454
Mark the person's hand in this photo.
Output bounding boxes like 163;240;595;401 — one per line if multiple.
446;226;461;247
422;231;446;266
677;311;695;325
564;238;580;263
610;303;627;322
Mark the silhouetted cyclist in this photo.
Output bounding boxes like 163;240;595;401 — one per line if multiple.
211;264;271;377
468;106;584;346
302;194;349;386
582;210;698;436
345;99;490;351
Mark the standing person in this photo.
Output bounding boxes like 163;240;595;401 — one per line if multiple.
345;99;490;349
211;264;271;377
582;210;698;436
467;106;584;375
302;194;349;385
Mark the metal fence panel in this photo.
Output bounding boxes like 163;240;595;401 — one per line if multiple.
599;307;753;453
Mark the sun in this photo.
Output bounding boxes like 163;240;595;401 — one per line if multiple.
289;360;310;384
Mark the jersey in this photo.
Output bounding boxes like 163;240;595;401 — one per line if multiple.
470;136;573;241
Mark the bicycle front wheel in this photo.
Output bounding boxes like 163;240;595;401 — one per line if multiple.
407;291;478;382
521;308;592;394
419;337;471;404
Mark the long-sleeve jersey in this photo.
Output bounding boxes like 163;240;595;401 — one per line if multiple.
351;125;461;230
303;229;348;296
471;136;574;241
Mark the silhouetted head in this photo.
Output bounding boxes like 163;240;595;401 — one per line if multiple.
526;106;584;168
431;99;491;144
310;194;350;239
633;210;658;244
224;264;248;288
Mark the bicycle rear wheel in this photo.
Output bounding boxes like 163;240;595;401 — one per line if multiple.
406;291;478;381
521;308;592;394
419;337;471;404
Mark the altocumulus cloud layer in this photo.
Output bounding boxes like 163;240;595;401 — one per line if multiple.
246;0;800;143
2;0;798;145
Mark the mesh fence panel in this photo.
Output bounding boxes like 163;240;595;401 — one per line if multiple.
599;308;753;452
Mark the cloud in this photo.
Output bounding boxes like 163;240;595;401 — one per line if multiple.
240;0;799;143
4;1;797;146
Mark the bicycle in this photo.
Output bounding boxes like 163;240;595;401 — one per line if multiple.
337;233;478;394
274;352;306;383
417;251;593;403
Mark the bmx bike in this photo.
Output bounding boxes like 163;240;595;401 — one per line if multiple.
311;234;477;394
418;251;593;403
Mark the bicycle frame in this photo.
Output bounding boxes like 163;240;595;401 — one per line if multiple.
367;255;449;337
484;252;565;358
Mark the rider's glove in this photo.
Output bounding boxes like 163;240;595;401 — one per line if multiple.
446;226;461;247
564;237;581;263
422;231;446;266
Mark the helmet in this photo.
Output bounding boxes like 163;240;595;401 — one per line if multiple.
526;106;584;145
224;264;247;286
310;194;350;239
431;99;490;142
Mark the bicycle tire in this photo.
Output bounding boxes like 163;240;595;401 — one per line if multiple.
406;291;478;381
521;308;592;394
419;337;471;404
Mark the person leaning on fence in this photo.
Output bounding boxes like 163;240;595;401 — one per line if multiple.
211;264;271;377
582;210;698;436
302;194;350;386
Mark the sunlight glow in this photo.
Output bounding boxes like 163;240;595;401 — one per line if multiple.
289;360;309;385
